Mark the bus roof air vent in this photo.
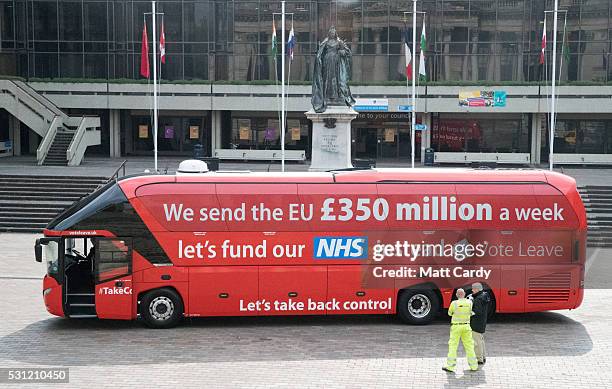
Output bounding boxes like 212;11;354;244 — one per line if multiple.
177;159;209;175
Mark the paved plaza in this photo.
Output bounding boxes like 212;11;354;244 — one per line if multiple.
2;155;612;187
0;233;611;388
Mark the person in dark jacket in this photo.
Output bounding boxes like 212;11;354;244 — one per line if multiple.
470;282;490;364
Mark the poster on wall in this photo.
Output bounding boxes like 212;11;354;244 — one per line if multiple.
189;125;200;139
384;128;396;142
239;127;250;140
291;127;301;141
459;90;506;107
286;120;301;141
264;127;276;141
138;125;148;139
164;126;175;139
266;119;280;141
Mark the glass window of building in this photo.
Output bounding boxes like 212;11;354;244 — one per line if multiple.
432;114;529;153
229;114;310;153
131;113;210;156
547;118;612;155
2;0;611;83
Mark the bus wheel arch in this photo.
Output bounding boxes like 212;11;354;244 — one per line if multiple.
396;283;441;325
138;287;184;329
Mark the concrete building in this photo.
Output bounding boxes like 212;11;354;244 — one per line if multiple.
1;0;612;165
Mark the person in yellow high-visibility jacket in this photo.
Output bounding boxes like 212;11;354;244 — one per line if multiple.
442;288;478;372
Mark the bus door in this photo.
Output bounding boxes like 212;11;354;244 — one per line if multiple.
94;237;133;319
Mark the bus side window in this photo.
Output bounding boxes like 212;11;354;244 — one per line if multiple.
95;238;132;283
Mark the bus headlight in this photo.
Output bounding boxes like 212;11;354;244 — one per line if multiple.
43;288;52;296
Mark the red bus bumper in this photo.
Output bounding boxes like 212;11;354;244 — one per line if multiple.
43;275;64;318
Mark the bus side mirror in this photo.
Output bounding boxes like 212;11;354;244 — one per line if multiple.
35;239;42;262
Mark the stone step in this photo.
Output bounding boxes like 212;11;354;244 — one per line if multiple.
0;211;61;218
587;226;612;231
0;175;107;181
0;220;48;229
0;215;52;223
588;231;612;236
0;187;98;194
0;226;43;233
0;194;83;202
0;187;90;197
581;196;612;201
0;173;105;231
582;202;612;207
587;242;612;248
0;181;101;188
0;200;73;207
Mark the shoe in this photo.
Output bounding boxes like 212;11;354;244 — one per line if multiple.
478;361;485;365
442;367;455;373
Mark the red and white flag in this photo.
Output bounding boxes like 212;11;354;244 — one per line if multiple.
160;22;166;64
140;23;150;78
540;16;547;65
404;28;412;79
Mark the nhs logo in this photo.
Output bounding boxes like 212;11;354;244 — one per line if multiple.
313;237;368;259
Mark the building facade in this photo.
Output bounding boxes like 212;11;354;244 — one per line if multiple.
1;0;612;164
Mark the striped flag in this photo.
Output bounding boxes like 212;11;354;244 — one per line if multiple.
540;16;547;65
404;28;412;79
287;21;296;61
418;19;427;81
271;18;277;57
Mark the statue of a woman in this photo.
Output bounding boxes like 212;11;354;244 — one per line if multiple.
311;26;356;113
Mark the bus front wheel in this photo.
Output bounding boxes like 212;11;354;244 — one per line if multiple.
140;288;184;329
397;289;440;325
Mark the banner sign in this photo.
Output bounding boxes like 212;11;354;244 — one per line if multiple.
354;98;389;112
459;90;506;107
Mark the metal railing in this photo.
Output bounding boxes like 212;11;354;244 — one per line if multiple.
109;160;128;183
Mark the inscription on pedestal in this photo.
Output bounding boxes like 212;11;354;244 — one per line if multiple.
321;134;339;153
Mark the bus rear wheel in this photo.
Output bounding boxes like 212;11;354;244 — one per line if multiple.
140;288;184;329
397;289;440;325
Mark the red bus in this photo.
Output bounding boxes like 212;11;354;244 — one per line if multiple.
36;167;586;328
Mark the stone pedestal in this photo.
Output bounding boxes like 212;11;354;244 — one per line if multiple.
306;106;358;172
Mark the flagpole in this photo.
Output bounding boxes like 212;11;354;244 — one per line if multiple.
549;0;558;171
152;0;159;172
281;0;286;172
411;0;417;169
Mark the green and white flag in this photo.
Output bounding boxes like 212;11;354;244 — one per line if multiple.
418;18;427;81
562;29;570;64
271;18;277;57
